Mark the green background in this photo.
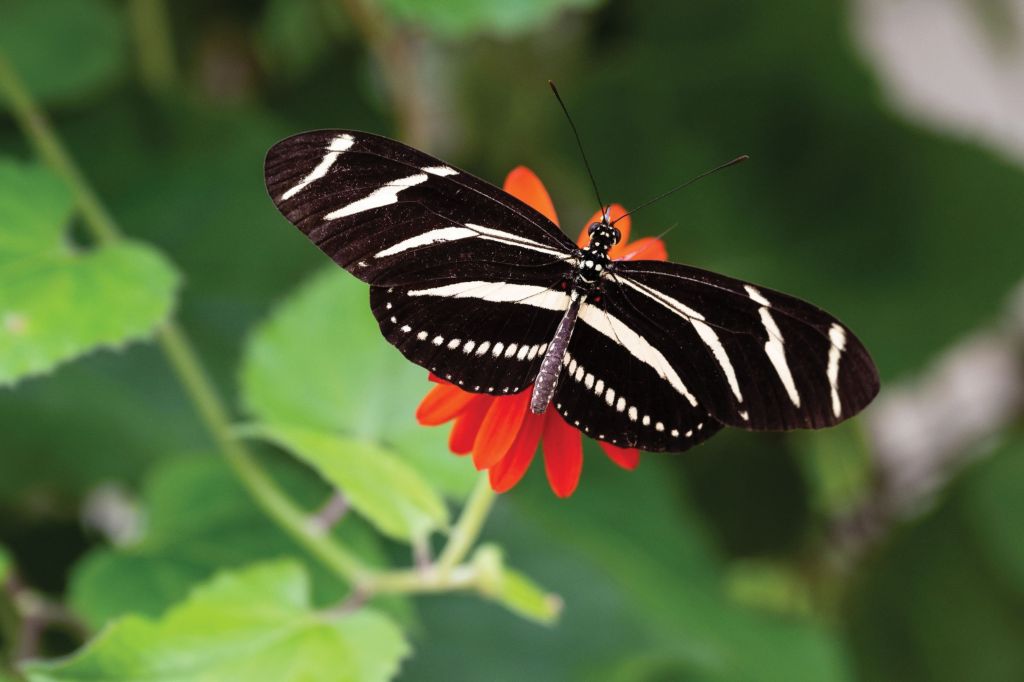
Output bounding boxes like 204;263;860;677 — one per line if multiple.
2;0;1023;680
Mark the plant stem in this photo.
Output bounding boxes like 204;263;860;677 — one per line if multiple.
366;565;479;595
156;323;371;584
127;0;179;94
0;51;370;587
0;56;119;244
436;474;498;573
0;50;503;601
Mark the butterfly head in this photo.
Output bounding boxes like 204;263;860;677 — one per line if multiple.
586;221;620;252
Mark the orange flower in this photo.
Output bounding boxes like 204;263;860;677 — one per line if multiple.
415;167;669;497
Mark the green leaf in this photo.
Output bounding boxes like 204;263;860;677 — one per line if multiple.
378;0;605;38
0;160;178;387
69;454;390;630
0;0;126;106
240;422;450;542
29;560;410;682
472;544;562;625
240;268;475;498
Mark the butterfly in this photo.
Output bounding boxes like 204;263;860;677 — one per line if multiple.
264;129;879;452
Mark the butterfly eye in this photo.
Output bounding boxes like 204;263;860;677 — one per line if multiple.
610;227;621;244
587;223;601;237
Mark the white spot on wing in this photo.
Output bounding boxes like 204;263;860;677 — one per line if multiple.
325;173;429;220
827;323;847;418
422;165;458;176
745;285;771;307
619;276;743;403
406;280;570;312
280;134;354;200
375;226;477;258
579;303;698;406
746;286;801;408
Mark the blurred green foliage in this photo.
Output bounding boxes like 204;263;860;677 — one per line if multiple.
1;0;1022;680
28;561;409;682
0;161;178;386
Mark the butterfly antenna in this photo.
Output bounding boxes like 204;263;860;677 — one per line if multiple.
612;155;749;225
548;80;606;218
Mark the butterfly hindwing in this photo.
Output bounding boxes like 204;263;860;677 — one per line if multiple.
551;298;723;452
605;261;879;431
371;273;570;395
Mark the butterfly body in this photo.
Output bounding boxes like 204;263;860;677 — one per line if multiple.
265;130;879;452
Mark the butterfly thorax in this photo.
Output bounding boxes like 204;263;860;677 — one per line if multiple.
575;221;619;288
529;222;620;414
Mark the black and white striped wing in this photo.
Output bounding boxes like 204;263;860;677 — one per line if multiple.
264;130;578;393
370;271;573;395
602;261;879;434
551;299;725;452
548;263;877;451
264;130;577;287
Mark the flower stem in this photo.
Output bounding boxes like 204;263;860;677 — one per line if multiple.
365;565;479;595
0;51;370;587
436;474;498;574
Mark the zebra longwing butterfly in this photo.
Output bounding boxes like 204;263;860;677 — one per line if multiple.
264;130;879;452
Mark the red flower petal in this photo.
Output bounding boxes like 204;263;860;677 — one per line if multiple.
503;166;559;226
417;383;478;425
579;203;630;248
449;397;493;455
541;412;583;498
472;389;532;470
488;412;545;493
599;442;640;470
612;236;668;262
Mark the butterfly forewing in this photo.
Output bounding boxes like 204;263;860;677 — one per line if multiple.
608;261;879;431
264;130;577;289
